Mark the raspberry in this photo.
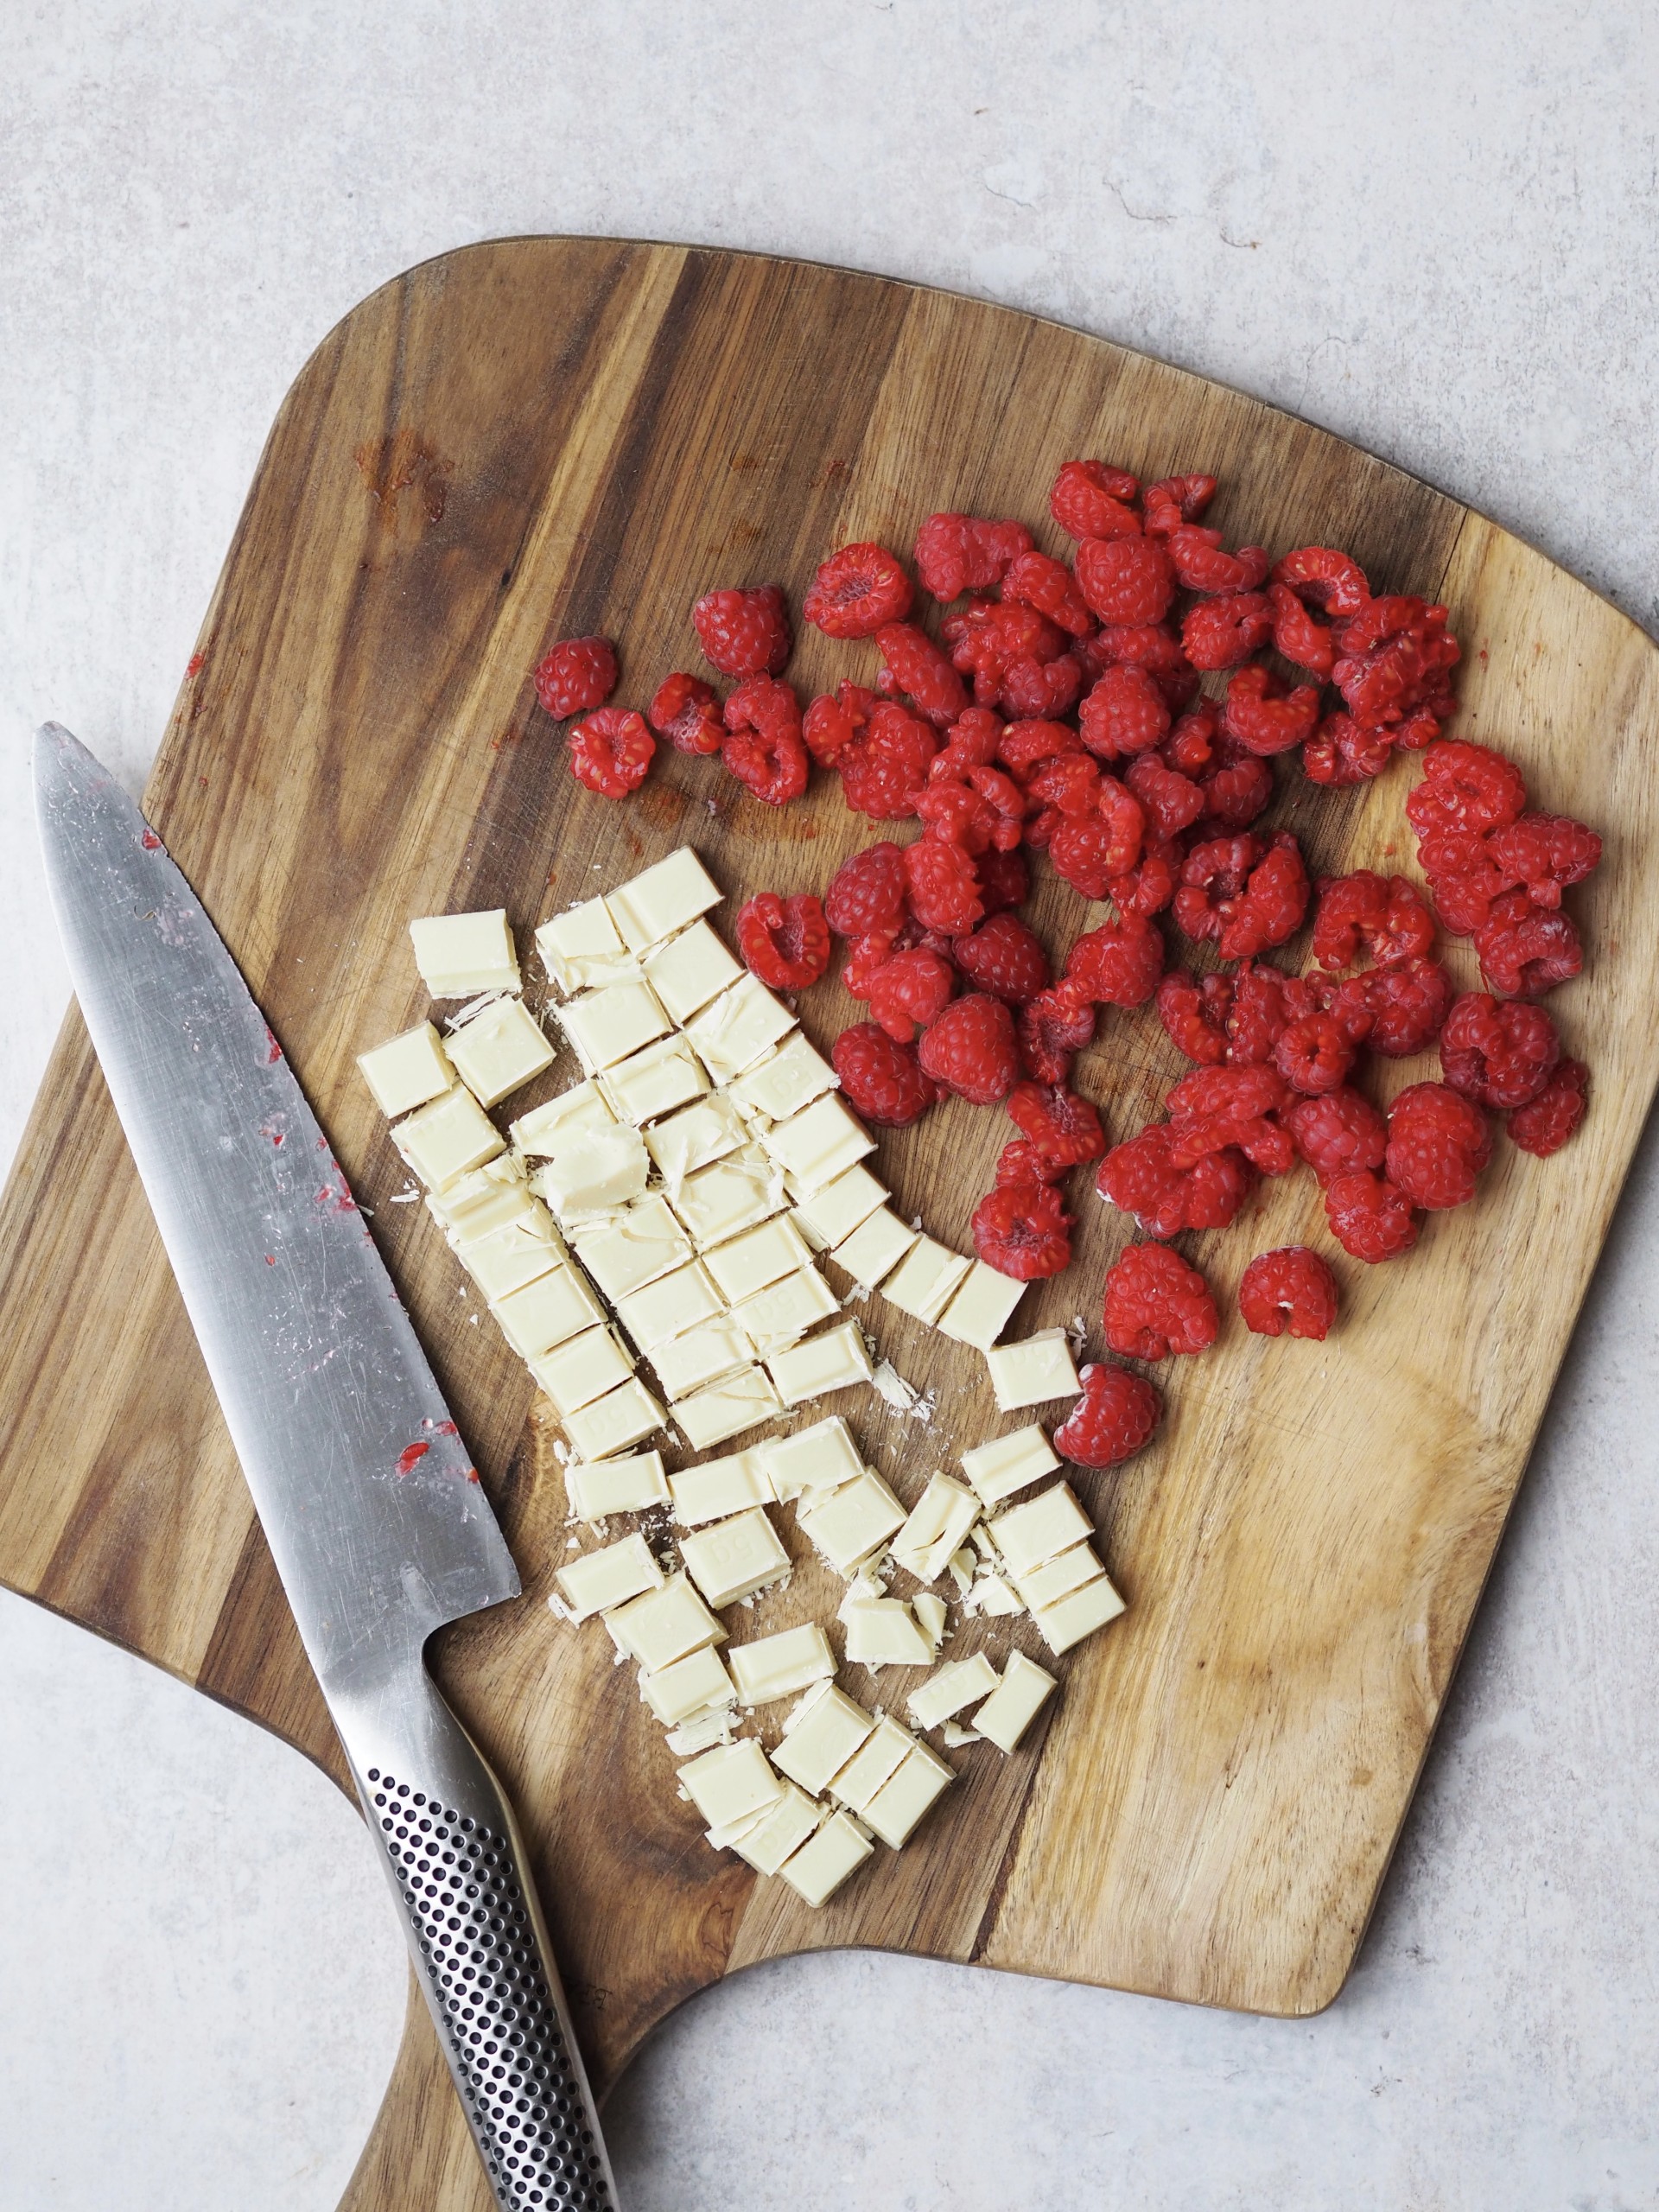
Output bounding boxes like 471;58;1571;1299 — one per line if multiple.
1417;826;1508;935
971;1180;1074;1280
1166;1065;1292;1174
1486;812;1602;908
568;707;653;798
1054;1363;1164;1468
1001;650;1085;719
1166;528;1269;594
1076;534;1177;626
1313;872;1437;972
1325;1170;1420;1262
1385;1081;1492;1210
1007;1081;1105;1168
734;893;830;992
1181;592;1274;671
842;931;900;997
1221;663;1322;757
917;767;996;852
1108;835;1183;918
801;679;873;766
997;717;1080;783
1406;740;1528;839
721;676;808;805
1270;546;1370;618
1156;970;1230;1065
1238;1248;1339;1341
1337;956;1452;1057
876;622;969;727
837;701;937;819
1226;962;1306;1065
693;583;791;677
1196;754;1274;835
1439;991;1560;1109
934;707;1005;772
976;845;1030;916
917;992;1020;1104
1301;710;1393;787
803;542;912;638
1028;751;1103;819
1087;622;1195;679
535;634;617;718
1066;914;1165;1008
1286;1088;1388;1185
1124;753;1205;841
825;841;906;937
1103;1243;1219;1359
1003;548;1094;637
953;913;1051;1005
867;946;955;1042
1141;474;1217;533
1050;459;1142;540
1507;1058;1589;1158
1049;787;1147;899
831;1022;938;1127
1267;582;1335;676
1078;664;1172;759
1097;1122;1255;1239
997;1137;1065;1187
1274;1013;1355;1096
1174;832;1309;961
1474;891;1583;998
943;601;1065;704
648;671;724;755
904;835;984;933
912;512;1033;601
1017;982;1096;1084
1332;597;1459;728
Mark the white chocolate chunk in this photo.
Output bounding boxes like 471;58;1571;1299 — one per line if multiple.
642;918;742;1023
429;1176;537;1243
571;1193;694;1300
729;1623;835;1705
972;1650;1058;1752
871;1360;918;1413
988;1483;1092;1578
664;1708;735;1757
409;910;521;997
773;1681;876;1795
703;1214;813;1303
726;1032;839;1125
510;1080;615;1156
560;1376;665;1461
757;1094;874;1194
831;1206;918;1289
639;1644;736;1726
607;849;722;953
446;995;556;1107
791;1162;887;1249
960;1424;1061;1507
1033;1572;1126;1653
830;1715;918;1810
644;1092;747;1187
607;1571;724;1669
555;1532;663;1619
912;1591;948;1649
613;1260;725;1350
556;977;671;1072
881;1236;972;1325
528;1325;635;1416
731;1268;841;1357
535;898;633;994
798;1464;905;1573
457;1212;566;1301
686;974;797;1082
778;1808;872;1907
671;1147;785;1248
493;1264;605;1359
599;1031;709;1125
673;1364;786;1452
566;1450;670;1520
861;1745;953;1848
984;1328;1082;1413
1014;1540;1105;1611
677;1738;781;1829
670;1448;772;1526
651;1316;752;1401
941;1720;981;1749
731;1780;823;1877
357;1021;455;1117
392;1086;505;1190
907;1652;1001;1732
891;1475;981;1585
758;1415;864;1503
936;1260;1027;1353
705;1802;774;1853
766;1319;874;1407
532;1124;649;1221
839;1597;934;1669
965;1573;1024;1618
679;1507;790;1607
946;1548;976;1596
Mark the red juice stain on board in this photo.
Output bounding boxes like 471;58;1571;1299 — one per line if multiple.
396;1441;430;1477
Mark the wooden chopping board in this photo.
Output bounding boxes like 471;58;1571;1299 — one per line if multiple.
2;238;1656;2212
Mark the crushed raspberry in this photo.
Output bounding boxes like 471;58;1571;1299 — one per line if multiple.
1385;1081;1493;1210
693;583;791;677
1406;740;1528;839
735;893;830;990
1048;785;1147;899
1007;1081;1105;1168
1274;1013;1356;1096
904;835;984;933
1313;872;1437;972
1507;1058;1589;1157
943;601;1065;705
1097;1122;1255;1239
1301;711;1393;787
1270;546;1370;618
1054;1363;1164;1467
867;946;954;1042
953;913;1051;1004
1335;955;1452;1057
721;677;808;805
1050;460;1142;541
1267;582;1335;676
803;543;912;638
1065;913;1165;1007
568;707;653;798
836;700;937;819
1166;528;1269;594
976;845;1030;915
997;1137;1065;1186
1474;891;1583;998
1001;650;1086;719
1181;591;1273;671
1017;981;1096;1084
1174;832;1308;961
1239;1247;1340;1340
1141;474;1217;533
1221;663;1322;756
1286;1087;1388;1185
535;635;617;718
875;622;969;727
825;842;907;937
1157;970;1230;1065
1486;812;1602;908
1440;992;1560;1109
1078;664;1172;759
1332;596;1459;728
1004;548;1094;636
971;1180;1074;1280
917;992;1020;1105
648;671;725;755
1103;1243;1219;1359
1075;534;1177;626
831;1022;938;1126
912;512;1033;601
1325;1170;1420;1262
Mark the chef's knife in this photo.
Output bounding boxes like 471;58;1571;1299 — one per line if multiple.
34;722;616;2212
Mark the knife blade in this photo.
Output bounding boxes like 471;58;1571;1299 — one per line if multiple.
35;722;616;2212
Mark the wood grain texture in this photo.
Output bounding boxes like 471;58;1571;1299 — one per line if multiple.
1;238;1656;2209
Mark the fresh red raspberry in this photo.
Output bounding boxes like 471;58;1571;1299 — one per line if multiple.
1086;621;1195;680
1174;833;1309;961
1017;982;1096;1084
837;701;937;820
966;766;1028;852
800;679;872;766
1065;913;1165;1008
976;845;1030;916
1301;710;1394;787
1273;1013;1355;1096
999;650;1083;720
647;671;724;755
568;707;653;798
1076;534;1177;626
825;841;907;937
1225;962;1306;1065
1313;872;1437;971
996;717;1080;783
1003;548;1094;637
1270;546;1370;618
917;991;1020;1105
1104;1243;1219;1359
1222;663;1322;757
1325;1170;1420;1262
1141;474;1217;534
721;677;808;805
1078;664;1172;760
1486;813;1602;908
535;634;617;718
1286;1087;1388;1185
1238;1247;1339;1340
997;1137;1065;1187
1054;1363;1164;1467
971;1180;1074;1280
1027;751;1103;819
803;543;912;638
1416;825;1509;935
831;1022;938;1127
1267;582;1335;676
1474;891;1583;998
952;913;1051;1005
1181;592;1274;671
1439;991;1560;1109
1007;1081;1105;1168
866;946;954;1042
1166;1064;1292;1174
1108;835;1184;918
734;893;830;990
1159;700;1220;777
1332;597;1459;728
842;931;900;998
1097;1122;1255;1239
934;706;1004;772
916;766;998;853
1050;459;1142;540
875;622;969;727
693;583;791;677
942;601;1065;705
1124;753;1205;840
1166;528;1269;594
904;835;984;934
1334;955;1452;1057
1507;1058;1589;1158
1385;1081;1492;1210
912;513;1033;601
1049;787;1147;900
1156;970;1230;1065
1406;740;1528;839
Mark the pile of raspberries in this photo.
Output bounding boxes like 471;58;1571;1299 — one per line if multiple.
530;461;1599;1474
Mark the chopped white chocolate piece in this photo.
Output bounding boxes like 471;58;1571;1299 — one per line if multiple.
731;1268;841;1357
960;1424;1061;1507
571;1194;694;1300
912;1591;948;1648
831;1206;918;1289
839;1597;934;1669
907;1652;1001;1732
759;1415;864;1503
457;1211;566;1301
642;918;742;1023
677;1737;781;1829
1015;1541;1105;1611
731;1781;823;1877
608;849;722;953
534;897;634;994
429;1177;537;1243
644;1092;747;1186
639;1644;736;1726
674;1364;786;1452
555;1532;663;1619
727;1032;839;1125
937;1261;1027;1352
556;977;671;1072
946;1548;976;1596
705;1802;773;1853
973;1650;1058;1751
941;1720;981;1750
665;1708;734;1758
446;995;556;1107
758;1094;874;1194
410;910;520;998
533;1124;649;1220
871;1360;918;1413
510;1080;615;1156
970;1523;998;1560
357;1021;455;1117
528;1325;635;1417
984;1328;1082;1413
613;1260;725;1349
670;1448;772;1526
651;1316;752;1401
798;1461;906;1575
392;1086;505;1190
560;1376;665;1460
792;1162;887;1249
599;1031;709;1126
966;1573;1024;1618
989;1483;1092;1578
686;974;796;1082
1034;1572;1126;1653
671;1147;785;1248
881;1236;973;1325
766;1319;874;1407
703;1214;813;1303
566;1450;670;1520
607;1571;724;1669
862;1745;953;1848
773;1681;876;1794
493;1264;605;1359
892;1476;981;1584
830;1715;918;1809
779;1808;872;1907
679;1507;790;1607
729;1623;835;1705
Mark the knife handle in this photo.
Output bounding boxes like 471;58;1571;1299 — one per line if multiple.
339;1664;618;2212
